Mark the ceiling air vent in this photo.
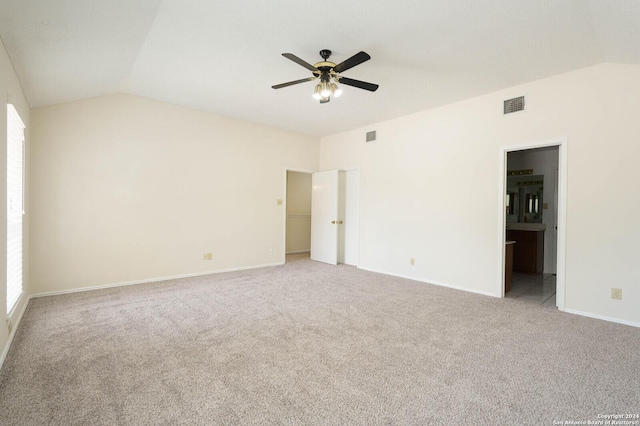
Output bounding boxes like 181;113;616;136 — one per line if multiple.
503;96;525;114
366;131;377;142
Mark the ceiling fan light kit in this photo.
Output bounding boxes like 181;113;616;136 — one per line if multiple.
272;49;379;104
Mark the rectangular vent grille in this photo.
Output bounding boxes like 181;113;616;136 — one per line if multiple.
503;96;525;114
366;131;376;142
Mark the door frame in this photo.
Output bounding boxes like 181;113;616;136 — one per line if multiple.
498;138;568;310
282;167;314;264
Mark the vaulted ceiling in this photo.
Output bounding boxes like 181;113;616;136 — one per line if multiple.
1;0;638;137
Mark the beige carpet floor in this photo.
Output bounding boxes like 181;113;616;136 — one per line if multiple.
1;253;639;425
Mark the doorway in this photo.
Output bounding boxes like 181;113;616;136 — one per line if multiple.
499;139;567;311
285;170;312;257
301;169;359;266
283;168;359;267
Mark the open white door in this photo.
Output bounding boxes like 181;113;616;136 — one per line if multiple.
339;170;359;266
311;170;339;265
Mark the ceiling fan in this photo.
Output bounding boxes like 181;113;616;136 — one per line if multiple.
272;49;379;104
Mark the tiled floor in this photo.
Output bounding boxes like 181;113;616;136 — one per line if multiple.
506;272;557;308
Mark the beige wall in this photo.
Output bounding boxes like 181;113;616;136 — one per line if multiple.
286;171;311;253
0;39;30;358
320;63;640;326
29;94;319;294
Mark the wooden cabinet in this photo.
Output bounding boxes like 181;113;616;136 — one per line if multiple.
505;242;515;293
506;229;544;274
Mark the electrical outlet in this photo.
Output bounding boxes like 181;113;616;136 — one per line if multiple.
203;253;213;261
268;248;273;255
611;288;622;300
410;257;415;266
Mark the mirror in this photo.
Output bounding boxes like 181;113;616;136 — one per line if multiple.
506;175;543;223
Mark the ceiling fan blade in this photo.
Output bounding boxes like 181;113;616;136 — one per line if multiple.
338;77;379;92
320;97;330;104
332;51;371;74
272;77;315;89
282;53;318;71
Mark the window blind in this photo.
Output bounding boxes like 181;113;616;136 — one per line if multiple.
7;104;25;314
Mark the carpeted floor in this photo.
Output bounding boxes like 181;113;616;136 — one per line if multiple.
1;253;639;425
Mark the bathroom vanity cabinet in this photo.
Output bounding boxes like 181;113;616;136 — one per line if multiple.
506;228;544;274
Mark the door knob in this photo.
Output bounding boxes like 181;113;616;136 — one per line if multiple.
331;220;336;224
338;220;343;224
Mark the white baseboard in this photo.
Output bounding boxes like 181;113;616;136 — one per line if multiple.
285;250;310;254
1;294;30;369
564;308;640;328
358;266;497;298
32;261;285;299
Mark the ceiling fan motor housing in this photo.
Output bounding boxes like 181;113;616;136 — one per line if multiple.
315;50;337;77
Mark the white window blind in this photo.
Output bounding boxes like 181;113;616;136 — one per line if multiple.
7;104;25;313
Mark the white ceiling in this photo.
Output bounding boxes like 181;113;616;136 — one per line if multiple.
1;0;638;137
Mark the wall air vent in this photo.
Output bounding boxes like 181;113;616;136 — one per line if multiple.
366;131;376;142
503;96;525;114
